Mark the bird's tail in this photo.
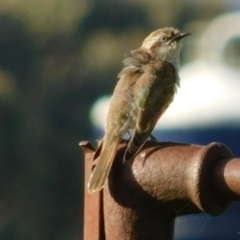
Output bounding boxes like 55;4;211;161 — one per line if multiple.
88;133;120;193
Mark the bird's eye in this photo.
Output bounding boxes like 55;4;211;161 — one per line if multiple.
160;36;167;42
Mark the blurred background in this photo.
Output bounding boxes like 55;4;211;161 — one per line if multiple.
0;0;240;239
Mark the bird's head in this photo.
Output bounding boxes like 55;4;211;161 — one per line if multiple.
141;27;190;67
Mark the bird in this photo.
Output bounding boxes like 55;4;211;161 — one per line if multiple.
88;27;190;193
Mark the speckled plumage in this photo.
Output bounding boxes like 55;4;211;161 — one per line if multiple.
88;27;190;193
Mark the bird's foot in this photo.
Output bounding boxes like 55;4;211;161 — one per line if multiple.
150;134;157;142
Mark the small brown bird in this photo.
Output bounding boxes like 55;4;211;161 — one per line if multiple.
88;27;190;193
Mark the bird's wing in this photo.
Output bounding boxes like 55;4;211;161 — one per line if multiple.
123;61;178;161
88;64;142;193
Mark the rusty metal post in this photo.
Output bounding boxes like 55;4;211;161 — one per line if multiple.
80;141;240;240
80;141;105;240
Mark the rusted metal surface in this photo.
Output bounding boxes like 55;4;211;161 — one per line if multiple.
80;141;104;240
213;157;240;201
81;140;240;240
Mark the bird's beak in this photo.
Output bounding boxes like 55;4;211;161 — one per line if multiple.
172;33;191;42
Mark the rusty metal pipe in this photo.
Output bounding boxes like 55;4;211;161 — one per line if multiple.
213;157;240;201
80;141;240;240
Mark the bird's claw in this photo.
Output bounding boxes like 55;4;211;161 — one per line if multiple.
150;134;157;142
